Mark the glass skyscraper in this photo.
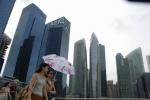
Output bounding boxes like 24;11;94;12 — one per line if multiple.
99;44;107;97
3;3;46;82
89;33;107;98
37;17;70;97
89;33;99;98
0;0;16;34
116;53;134;98
116;47;145;97
126;47;145;83
126;47;145;97
69;39;87;98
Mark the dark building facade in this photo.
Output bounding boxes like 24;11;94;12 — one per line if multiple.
69;39;87;98
3;4;46;82
0;34;11;72
0;0;16;34
137;73;150;98
37;17;70;97
99;44;107;97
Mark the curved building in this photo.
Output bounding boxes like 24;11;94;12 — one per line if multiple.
126;47;145;97
126;47;145;83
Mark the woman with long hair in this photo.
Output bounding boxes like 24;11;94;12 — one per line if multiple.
28;63;49;100
46;70;56;100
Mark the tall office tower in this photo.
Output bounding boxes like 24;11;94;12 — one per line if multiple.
116;53;134;98
0;0;16;35
126;47;145;97
69;39;87;98
99;44;107;97
0;34;11;72
89;33;100;98
3;4;46;82
0;0;15;56
38;17;70;97
146;55;150;72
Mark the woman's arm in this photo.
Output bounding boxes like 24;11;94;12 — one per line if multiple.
50;82;56;94
28;74;38;100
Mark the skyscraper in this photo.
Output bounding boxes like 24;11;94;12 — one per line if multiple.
69;39;87;98
146;55;150;72
89;33;99;98
126;47;145;82
126;47;145;97
37;17;70;97
99;44;107;97
89;33;107;98
116;53;134;98
0;0;16;34
0;34;11;72
3;4;46;82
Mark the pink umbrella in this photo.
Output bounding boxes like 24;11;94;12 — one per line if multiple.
43;54;75;75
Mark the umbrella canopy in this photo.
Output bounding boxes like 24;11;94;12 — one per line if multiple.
43;54;75;75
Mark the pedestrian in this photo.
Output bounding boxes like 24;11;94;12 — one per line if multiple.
0;82;12;100
28;63;49;100
9;79;19;100
46;70;56;100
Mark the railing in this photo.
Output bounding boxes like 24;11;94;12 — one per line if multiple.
54;98;150;100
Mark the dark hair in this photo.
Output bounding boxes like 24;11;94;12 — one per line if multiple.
36;63;49;73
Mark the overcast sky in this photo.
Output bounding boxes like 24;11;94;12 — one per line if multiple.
2;0;150;83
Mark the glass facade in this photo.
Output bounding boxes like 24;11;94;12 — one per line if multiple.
3;4;46;82
89;33;107;98
13;36;35;82
116;53;134;98
126;47;145;97
0;0;16;34
69;39;87;98
99;44;107;97
89;33;99;98
37;17;70;97
126;47;145;82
